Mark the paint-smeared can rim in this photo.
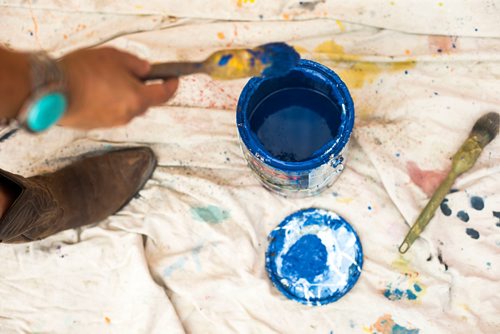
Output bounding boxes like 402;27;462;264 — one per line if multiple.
265;208;363;306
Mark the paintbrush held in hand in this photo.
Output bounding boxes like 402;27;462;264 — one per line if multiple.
399;112;499;254
145;42;300;81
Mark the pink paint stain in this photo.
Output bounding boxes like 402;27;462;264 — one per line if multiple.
428;35;458;54
407;161;448;196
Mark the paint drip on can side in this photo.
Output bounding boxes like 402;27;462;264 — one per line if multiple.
236;59;355;197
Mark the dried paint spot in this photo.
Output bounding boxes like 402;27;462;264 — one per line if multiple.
236;0;255;7
493;211;500;219
163;257;187;277
428;35;454;54
470;196;484;210
407;161;448;197
218;54;233;66
456;210;469;222
367;314;419;334
191;205;230;224
104;316;111;324
217;32;225;40
440;198;452;216
384;257;426;302
312;41;415;89
335;20;346;32
465;228;480;239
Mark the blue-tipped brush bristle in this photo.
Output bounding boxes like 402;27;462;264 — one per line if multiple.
258;42;300;78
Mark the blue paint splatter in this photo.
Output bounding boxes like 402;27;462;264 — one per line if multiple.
218;54;233;66
456;210;470;222
493;211;500;219
384;282;423;301
406;290;417;300
163;257;187;277
465;228;480;239
392;324;420;334
395;152;401;157
470;196;484;210
191;205;229;224
192;246;203;272
368;205;372;211
449;188;459;193
281;235;328;282
440;198;452;216
384;288;404;301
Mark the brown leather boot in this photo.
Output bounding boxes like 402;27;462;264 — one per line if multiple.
0;147;156;243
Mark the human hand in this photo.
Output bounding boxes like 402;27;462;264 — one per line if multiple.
58;47;178;129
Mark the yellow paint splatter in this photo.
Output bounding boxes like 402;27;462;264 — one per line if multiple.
335;20;346;32
390;1;395;5
283;13;291;20
336;197;354;204
236;0;255;7
104;316;111;324
312;40;416;89
204;47;270;79
217;32;225;40
367;314;419;334
438;2;444;6
134;4;144;9
291;45;308;55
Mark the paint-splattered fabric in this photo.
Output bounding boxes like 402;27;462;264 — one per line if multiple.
0;1;499;333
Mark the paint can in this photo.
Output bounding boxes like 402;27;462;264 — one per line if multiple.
236;59;354;197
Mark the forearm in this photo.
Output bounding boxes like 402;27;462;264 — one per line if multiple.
0;48;30;120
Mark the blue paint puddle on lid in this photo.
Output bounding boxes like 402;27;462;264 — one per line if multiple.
456;210;470;222
265;208;363;306
249;87;341;162
470;196;484;210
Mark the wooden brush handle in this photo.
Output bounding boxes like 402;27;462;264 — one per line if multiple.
144;62;203;80
399;172;457;253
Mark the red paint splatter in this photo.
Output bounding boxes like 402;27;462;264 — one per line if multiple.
407;161;448;196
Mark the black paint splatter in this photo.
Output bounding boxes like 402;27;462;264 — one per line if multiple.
493;211;500;219
437;249;448;270
456;210;470;222
449;188;459;194
470;196;484;210
298;0;326;10
0;128;18;143
440;198;452;216
465;228;480;239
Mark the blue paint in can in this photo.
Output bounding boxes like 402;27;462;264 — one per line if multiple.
237;59;354;197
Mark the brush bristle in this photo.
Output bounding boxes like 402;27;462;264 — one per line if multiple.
471;112;499;147
258;42;300;78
